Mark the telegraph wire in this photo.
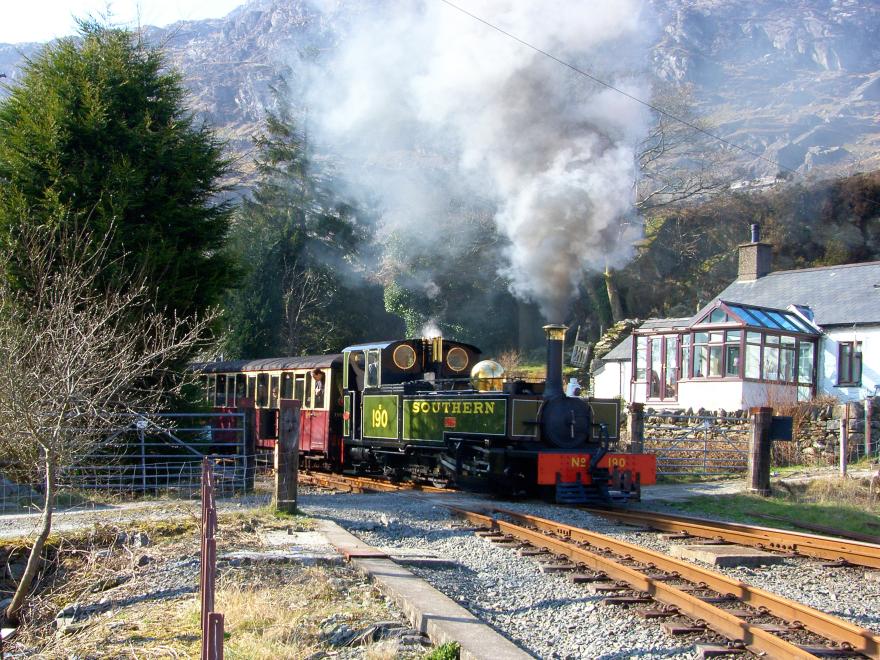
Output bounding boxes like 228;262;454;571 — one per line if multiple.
437;0;796;178
436;0;880;212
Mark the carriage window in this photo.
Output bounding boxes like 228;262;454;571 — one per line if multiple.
215;374;227;407
366;349;381;388
235;374;246;401
206;376;216;404
256;374;269;407
281;372;293;399
313;370;326;408
226;376;236;406
270;375;280;408
247;376;256;400
305;372;313;408
294;374;305;402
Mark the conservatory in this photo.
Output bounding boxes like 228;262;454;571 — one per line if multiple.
630;301;821;410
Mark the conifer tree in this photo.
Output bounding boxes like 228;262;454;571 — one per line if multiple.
0;21;238;319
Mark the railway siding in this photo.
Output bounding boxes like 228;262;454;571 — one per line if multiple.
477;507;880;658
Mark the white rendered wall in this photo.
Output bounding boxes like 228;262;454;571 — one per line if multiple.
676;380;746;411
820;327;880;402
592;361;630;402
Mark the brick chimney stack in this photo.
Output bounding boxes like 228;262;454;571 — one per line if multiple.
738;223;772;281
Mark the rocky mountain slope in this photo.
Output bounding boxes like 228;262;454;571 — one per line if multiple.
1;0;878;184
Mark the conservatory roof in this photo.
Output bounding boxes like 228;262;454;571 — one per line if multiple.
694;301;821;335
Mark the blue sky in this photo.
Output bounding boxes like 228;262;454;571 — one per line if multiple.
1;0;247;44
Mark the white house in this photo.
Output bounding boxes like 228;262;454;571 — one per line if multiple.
592;226;880;410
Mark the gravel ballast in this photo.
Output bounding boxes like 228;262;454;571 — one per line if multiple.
300;490;880;659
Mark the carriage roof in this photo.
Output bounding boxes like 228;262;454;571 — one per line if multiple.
192;354;343;374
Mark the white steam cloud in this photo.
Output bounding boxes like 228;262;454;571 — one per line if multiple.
302;0;654;322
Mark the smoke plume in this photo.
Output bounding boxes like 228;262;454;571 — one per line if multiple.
302;0;654;322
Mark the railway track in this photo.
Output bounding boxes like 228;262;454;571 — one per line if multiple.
299;471;453;494
299;471;880;570
582;507;880;570
454;506;880;659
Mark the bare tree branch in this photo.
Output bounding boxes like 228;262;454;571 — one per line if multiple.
0;221;218;624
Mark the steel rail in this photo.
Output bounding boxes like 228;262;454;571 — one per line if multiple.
452;506;880;659
299;471;452;494
582;507;880;570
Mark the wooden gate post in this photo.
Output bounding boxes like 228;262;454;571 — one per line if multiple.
840;402;849;478
627;402;645;453
748;407;773;496
275;399;301;514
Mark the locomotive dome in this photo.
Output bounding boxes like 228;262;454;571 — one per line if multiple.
470;360;504;391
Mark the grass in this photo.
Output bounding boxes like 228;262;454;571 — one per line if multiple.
9;506;437;659
669;475;880;537
425;641;461;660
40;564;412;659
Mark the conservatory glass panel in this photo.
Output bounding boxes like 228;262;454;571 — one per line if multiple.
798;342;814;384
763;345;779;380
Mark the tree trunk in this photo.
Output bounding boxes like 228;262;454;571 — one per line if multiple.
5;456;55;624
604;265;624;323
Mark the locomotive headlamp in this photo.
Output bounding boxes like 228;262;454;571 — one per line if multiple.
470;360;504;392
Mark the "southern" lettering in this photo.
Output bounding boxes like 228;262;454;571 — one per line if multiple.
409;400;497;415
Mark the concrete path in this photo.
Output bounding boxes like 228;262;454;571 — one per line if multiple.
316;518;534;660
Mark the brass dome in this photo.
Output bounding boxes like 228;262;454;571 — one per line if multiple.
470;360;505;392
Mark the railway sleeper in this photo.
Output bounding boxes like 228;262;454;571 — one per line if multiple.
468;511;880;658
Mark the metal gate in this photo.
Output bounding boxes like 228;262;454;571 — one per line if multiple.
60;412;252;496
643;413;750;476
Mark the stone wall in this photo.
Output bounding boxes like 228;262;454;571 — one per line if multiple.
790;398;879;463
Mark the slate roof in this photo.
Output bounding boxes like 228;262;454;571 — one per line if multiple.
714;261;880;327
602;336;632;362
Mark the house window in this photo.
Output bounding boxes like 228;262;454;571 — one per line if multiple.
762;335;780;380
798;341;814;384
665;336;678;398
725;331;741;377
680;334;691;379
745;331;761;379
635;337;647;381
692;332;725;378
650;337;662;398
838;341;862;386
780;336;796;382
693;332;708;377
645;335;678;401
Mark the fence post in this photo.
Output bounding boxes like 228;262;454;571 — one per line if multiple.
840;402;849;478
748;407;773;496
241;404;256;492
275;400;301;515
865;397;872;458
627;402;644;453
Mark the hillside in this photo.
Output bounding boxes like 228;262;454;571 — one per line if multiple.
1;0;879;183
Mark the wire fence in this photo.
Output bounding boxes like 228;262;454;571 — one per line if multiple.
0;412;254;515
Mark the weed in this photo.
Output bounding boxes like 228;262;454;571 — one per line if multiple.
425;641;461;660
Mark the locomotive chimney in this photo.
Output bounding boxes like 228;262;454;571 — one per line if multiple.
543;324;566;399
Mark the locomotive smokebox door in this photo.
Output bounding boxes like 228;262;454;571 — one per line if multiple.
540;398;592;449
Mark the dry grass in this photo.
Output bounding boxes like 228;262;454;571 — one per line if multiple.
43;564;406;659
8;508;415;659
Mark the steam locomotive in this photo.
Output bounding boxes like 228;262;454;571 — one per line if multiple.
195;325;655;503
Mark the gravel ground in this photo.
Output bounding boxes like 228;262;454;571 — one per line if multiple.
300;490;880;659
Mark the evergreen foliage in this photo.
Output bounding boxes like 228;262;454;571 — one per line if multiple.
0;22;237;318
223;113;401;358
